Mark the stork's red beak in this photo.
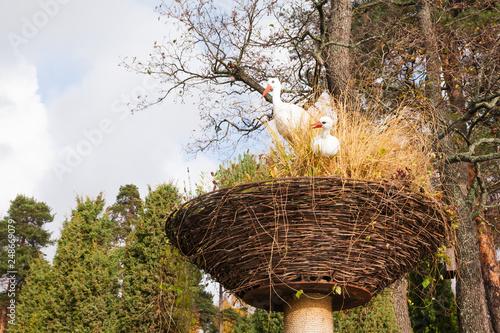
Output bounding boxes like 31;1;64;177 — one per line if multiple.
311;121;323;128
261;84;272;98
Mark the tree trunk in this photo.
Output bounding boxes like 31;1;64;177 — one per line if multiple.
416;1;492;332
219;284;223;333
415;0;442;103
0;279;12;333
390;277;412;333
445;163;492;333
477;222;500;333
324;0;352;99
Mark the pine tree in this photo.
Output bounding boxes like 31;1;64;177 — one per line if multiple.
193;283;218;332
0;195;53;332
108;184;144;243
11;194;122;332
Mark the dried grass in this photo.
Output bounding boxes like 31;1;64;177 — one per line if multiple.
263;96;437;194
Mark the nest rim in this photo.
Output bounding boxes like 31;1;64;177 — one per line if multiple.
166;176;448;312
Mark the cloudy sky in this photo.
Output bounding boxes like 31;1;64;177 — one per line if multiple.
0;0;247;259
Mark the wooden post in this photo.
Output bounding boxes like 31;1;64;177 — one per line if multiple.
283;294;333;333
219;284;223;333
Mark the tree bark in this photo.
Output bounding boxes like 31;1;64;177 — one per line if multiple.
448;166;492;333
390;277;412;333
477;222;500;333
324;0;352;99
415;0;442;103
219;284;223;333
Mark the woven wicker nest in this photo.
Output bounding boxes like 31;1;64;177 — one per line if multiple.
165;177;448;311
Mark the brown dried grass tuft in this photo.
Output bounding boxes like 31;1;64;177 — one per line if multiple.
263;96;437;194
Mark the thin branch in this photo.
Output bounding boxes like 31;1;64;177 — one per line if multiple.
445;138;500;164
477;215;500;236
353;0;416;14
439;93;500;140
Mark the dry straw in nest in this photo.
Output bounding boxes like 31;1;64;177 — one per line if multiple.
263;97;437;195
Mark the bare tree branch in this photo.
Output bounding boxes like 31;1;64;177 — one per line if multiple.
439;93;500;140
445;138;500;164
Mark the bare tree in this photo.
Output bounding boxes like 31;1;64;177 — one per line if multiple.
123;0;359;152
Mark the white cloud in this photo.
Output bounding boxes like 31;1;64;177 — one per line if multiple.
0;0;221;260
0;59;54;216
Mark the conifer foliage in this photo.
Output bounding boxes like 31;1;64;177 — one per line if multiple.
119;183;202;332
0;195;53;332
108;184;144;242
12;195;121;332
0;195;53;280
11;184;215;332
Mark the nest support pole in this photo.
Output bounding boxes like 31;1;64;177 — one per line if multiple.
284;294;333;333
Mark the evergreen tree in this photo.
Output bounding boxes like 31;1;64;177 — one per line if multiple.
12;184;215;332
193;283;218;332
8;256;56;331
108;184;144;243
332;290;399;333
250;309;284;333
120;183;201;332
11;195;122;332
0;195;53;332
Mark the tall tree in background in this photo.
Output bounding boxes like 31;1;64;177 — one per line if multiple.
108;184;144;243
11;195;122;332
0;195;53;333
349;1;500;331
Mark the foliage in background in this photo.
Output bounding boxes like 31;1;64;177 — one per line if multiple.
107;184;144;243
332;290;399;333
214;152;269;188
0;195;54;283
192;281;219;332
0;195;54;332
250;308;284;333
118;182;208;332
11;184;216;333
12;195;121;332
408;261;458;333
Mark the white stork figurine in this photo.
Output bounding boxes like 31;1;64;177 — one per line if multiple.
311;116;340;156
261;78;312;142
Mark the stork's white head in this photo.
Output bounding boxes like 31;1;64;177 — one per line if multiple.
311;116;336;131
261;78;281;98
